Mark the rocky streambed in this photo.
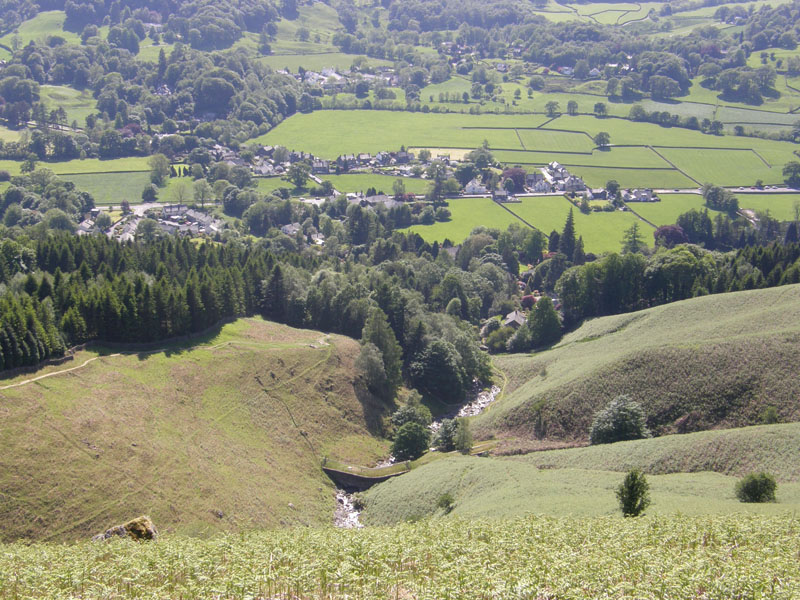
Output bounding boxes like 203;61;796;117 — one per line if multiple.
333;383;501;528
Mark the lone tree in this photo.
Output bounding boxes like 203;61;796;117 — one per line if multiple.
392;422;430;461
735;472;777;503
545;100;560;117
594;131;611;148
783;161;800;188
590;395;651;444
617;468;651;517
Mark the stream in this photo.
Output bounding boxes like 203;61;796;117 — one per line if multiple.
333;383;502;528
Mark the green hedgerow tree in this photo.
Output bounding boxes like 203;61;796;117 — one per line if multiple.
590;395;651;444
392;422;431;461
617;468;651;517
735;473;777;503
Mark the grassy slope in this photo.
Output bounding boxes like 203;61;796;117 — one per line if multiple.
474;284;800;444
0;318;389;542
361;451;800;525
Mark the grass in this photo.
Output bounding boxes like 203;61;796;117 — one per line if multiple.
2;515;798;599
362;456;800;524
657;148;782;186
406;197;522;243
476;284;800;444
39;85;96;127
322;173;430;194
262;52;391;73
505;195;649;253
0;11;81;49
62;172;152;205
568;165;697;188
0;126;22;142
629;193;707;225
255;111;548;157
0;318;389;542
737;192;800;221
516;423;800;481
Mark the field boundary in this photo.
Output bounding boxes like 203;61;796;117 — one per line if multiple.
648;146;702;186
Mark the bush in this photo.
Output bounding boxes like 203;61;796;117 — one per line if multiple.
392;422;431;461
436;492;455;513
616;468;651;517
391;393;432;429
590;395;651;445
761;406;780;424
735;473;777;503
0;170;10;182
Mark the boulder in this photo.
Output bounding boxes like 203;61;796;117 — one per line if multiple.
92;515;158;542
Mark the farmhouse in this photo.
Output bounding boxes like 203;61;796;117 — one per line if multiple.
464;179;488;194
623;189;659;202
503;310;527;329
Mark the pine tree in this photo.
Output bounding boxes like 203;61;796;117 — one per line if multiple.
559;208;576;259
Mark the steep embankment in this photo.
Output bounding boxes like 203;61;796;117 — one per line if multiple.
0;318;388;542
361;424;800;524
475;284;800;445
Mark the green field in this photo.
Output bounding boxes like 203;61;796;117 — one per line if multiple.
658;148;781;186
363;456;800;524
0;11;80;49
63;172;152;205
0;126;22;142
407;197;522;243
323;173;430;194
506;195;647;253
137;42;175;63
45;157;151;174
494;146;672;169
476;284;800;444
2;514;797;599
255;111;548;157
0;318;388;542
736;192;800;220
39;85;96;127
262;52;391;73
629;193;706;225
516;128;594;152
517;423;800;481
568;165;697;188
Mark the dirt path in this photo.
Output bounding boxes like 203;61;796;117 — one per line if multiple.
0;336;331;392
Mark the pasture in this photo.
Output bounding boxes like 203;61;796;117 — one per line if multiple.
62;172;151;206
506;195;647;254
656;148;780;186
737;192;800;220
363;456;800;524
0;126;22;142
630;193;706;225
407;197;521;243
255;111;549;157
39;85;96;127
0;11;80;49
262;52;390;73
323;173;429;194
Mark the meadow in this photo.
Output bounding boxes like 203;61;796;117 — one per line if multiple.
0;126;22;142
0;11;80;51
737;192;800;220
2;515;797;599
39;85;96;127
629;193;706;225
323;173;430;194
407;197;521;243
0;318;388;542
63;172;152;205
262;52;390;73
506;195;647;253
255;111;548;157
476;284;800;443
362;456;800;524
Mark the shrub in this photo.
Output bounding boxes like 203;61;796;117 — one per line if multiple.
392;422;431;461
590;395;651;445
436;492;455;513
735;473;777;503
391;393;432;429
761;406;780;425
0;170;10;182
616;468;651;517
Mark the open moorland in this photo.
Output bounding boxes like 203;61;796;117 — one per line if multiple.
474;284;800;444
0;318;388;542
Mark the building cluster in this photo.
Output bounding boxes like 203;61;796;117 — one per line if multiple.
77;204;226;243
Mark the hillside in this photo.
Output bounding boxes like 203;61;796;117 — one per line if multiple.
0;318;389;543
361;424;800;525
475;284;800;445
